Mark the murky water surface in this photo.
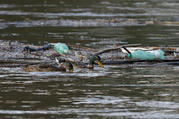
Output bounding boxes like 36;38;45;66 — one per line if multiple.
0;0;179;118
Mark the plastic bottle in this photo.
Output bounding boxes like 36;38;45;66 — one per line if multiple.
149;50;165;59
128;50;165;60
54;43;69;55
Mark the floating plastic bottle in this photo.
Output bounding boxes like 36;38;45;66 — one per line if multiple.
128;50;165;60
54;43;69;55
149;50;165;59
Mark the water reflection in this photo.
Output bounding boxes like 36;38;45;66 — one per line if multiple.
0;65;179;118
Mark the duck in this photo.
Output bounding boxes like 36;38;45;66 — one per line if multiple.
88;55;104;69
23;59;74;72
54;54;104;70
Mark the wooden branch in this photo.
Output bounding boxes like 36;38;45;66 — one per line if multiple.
94;44;141;55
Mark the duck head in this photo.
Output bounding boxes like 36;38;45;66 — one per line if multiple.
63;62;74;73
55;57;74;72
89;55;104;69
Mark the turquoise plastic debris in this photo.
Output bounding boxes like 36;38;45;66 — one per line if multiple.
54;43;69;55
128;50;165;60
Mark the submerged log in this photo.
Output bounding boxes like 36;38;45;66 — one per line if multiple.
0;59;52;67
102;59;179;65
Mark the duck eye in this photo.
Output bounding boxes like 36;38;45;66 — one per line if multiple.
97;55;101;61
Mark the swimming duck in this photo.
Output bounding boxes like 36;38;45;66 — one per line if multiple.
23;59;73;72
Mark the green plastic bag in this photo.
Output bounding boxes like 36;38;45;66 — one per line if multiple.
128;50;165;60
54;43;69;55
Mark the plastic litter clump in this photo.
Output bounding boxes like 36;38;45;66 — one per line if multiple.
128;50;165;60
54;43;69;55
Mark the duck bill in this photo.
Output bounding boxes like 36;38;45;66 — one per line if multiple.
69;69;73;73
96;61;104;68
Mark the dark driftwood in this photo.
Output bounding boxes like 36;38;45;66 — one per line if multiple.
1;58;179;68
0;59;51;67
102;59;179;65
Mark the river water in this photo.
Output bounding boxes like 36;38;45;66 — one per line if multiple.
0;0;179;118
